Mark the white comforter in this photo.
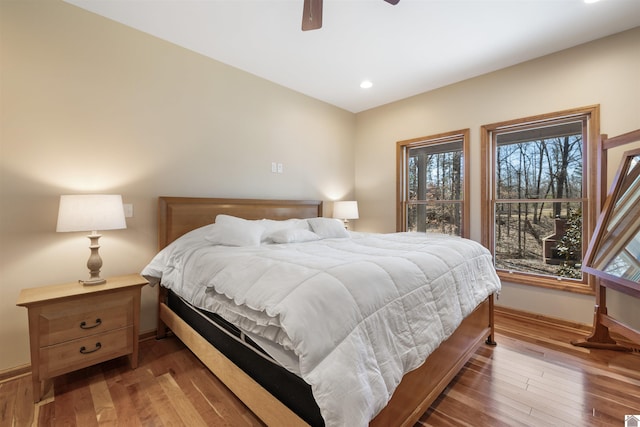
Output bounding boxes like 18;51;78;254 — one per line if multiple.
142;228;501;427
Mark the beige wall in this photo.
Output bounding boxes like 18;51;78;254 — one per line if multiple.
0;1;355;371
355;28;640;327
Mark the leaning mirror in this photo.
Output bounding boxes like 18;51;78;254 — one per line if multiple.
583;147;640;290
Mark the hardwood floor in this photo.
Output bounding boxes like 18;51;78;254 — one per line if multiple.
2;310;639;427
419;310;640;427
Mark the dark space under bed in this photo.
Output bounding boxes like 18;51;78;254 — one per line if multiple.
167;289;324;426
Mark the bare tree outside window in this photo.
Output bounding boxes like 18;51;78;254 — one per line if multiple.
495;133;583;278
397;130;469;237
482;106;599;293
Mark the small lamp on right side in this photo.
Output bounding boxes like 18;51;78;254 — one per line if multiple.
333;200;359;229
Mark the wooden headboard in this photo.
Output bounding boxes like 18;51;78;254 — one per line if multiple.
158;197;323;249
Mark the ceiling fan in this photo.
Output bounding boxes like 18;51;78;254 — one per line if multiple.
302;0;400;31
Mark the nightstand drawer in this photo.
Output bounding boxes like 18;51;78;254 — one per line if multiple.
38;325;134;379
37;292;135;346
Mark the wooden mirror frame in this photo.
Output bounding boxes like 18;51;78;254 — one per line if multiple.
572;130;640;351
582;146;640;293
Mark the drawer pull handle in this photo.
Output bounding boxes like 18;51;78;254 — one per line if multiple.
79;342;102;354
80;318;102;329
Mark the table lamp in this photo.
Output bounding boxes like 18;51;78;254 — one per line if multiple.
56;194;126;285
332;200;359;229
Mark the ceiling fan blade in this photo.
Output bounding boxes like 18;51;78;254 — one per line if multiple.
384;0;400;4
302;0;323;31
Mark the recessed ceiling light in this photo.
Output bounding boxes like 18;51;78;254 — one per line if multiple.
360;80;373;89
584;0;600;3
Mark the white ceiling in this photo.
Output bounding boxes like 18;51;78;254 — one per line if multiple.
64;0;640;113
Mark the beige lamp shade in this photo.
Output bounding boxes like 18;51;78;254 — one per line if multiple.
333;200;359;220
56;194;126;232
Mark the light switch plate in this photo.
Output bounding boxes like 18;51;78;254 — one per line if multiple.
123;204;133;218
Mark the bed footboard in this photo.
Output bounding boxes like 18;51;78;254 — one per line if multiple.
370;296;493;426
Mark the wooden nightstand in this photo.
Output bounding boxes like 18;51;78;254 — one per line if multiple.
16;274;148;402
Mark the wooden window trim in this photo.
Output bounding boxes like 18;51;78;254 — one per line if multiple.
396;129;470;237
481;105;600;294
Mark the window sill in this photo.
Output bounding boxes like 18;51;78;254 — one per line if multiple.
497;270;595;295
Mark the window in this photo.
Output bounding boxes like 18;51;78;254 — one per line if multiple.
481;106;599;293
397;129;469;237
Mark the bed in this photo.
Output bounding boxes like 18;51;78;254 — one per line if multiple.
143;196;501;427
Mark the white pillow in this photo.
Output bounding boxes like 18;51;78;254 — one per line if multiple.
307;217;350;239
215;214;251;225
267;228;320;244
260;218;310;233
215;215;312;243
206;217;265;246
260;218;310;242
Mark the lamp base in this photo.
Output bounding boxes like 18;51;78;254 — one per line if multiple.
80;278;106;286
83;232;106;286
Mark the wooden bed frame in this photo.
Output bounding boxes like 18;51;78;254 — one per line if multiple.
155;196;496;427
